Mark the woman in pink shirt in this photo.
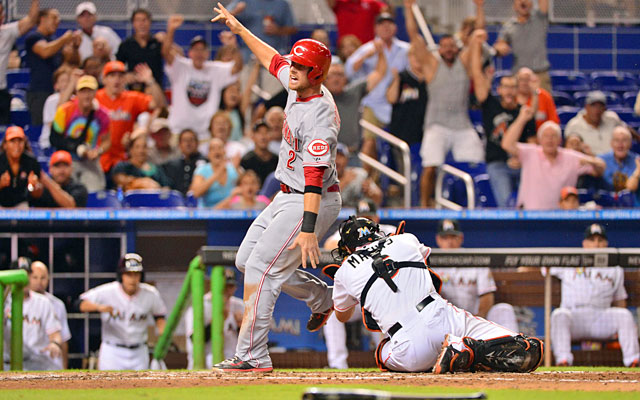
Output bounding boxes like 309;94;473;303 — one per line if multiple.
502;108;605;210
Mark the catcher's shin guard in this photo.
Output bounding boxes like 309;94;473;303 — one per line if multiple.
464;335;543;373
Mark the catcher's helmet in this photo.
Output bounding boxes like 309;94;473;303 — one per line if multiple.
286;39;331;85
336;216;385;258
117;253;144;282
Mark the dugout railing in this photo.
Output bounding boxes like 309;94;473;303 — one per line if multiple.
198;246;640;368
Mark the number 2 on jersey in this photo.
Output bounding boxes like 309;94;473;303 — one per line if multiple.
286;150;296;170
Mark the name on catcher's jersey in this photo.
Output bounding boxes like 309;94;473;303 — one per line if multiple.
269;55;340;192
332;233;435;334
80;281;167;345
544;266;627;309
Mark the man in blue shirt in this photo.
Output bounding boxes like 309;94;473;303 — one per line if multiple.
598;126;640;205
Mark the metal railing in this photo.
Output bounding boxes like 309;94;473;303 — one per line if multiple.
434;164;476;210
358;119;411;209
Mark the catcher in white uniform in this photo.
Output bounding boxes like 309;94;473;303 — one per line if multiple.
3;258;62;371
434;219;519;332
327;217;543;373
185;268;244;368
546;224;639;367
79;253;167;370
29;261;72;369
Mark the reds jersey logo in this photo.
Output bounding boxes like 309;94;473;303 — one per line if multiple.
307;139;329;156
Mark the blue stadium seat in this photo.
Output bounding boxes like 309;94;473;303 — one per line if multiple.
259;171;280;199
622;91;638;109
184;191;198;208
441;162;497;208
556;106;580;127
87;191;122;208
10;110;30;127
6;69;30;89
549;71;590;93
469;108;483;125
612;109;640;125
616;190;635;208
577;188;594;204
552;91;575;107
573;91;620;107
9;88;26;103
590;71;639;94
122;189;186;207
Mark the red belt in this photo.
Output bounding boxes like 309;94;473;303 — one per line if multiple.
280;183;340;194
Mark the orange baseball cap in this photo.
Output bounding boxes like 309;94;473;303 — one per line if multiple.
560;186;578;200
50;150;73;166
102;60;126;76
4;126;25;141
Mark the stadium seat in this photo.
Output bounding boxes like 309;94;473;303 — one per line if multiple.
549;71;590;93
122;189;186;207
184;191;198;207
590;71;639;94
552;91;575;107
622;91;638;109
6;69;30;89
10;110;30;127
556;106;580;127
469;108;483;125
441;162;497;208
87;190;122;208
612;109;640;125
615;190;635;208
259;171;280;199
573;91;620;107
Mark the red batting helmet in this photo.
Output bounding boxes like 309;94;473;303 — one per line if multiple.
286;39;331;85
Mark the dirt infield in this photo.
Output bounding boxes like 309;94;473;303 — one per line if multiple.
0;370;638;392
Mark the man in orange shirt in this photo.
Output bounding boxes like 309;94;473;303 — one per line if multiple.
516;67;558;130
95;60;166;174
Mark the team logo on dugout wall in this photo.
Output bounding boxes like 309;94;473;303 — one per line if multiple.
307;139;329;156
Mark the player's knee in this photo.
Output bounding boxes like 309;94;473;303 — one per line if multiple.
611;307;635;328
551;307;571;325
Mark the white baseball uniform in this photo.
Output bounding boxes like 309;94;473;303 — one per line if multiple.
232;54;342;370
436;267;519;332
43;291;71;369
333;233;517;372
545;267;640;366
185;292;244;369
3;291;61;371
323;223;396;369
80;281;167;370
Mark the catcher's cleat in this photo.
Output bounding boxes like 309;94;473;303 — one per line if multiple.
212;356;273;373
630;359;639;368
433;334;473;374
306;307;333;332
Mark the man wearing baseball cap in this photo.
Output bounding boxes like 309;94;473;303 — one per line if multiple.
75;1;120;62
546;223;639;367
51;74;110;191
148;118;178;165
161;15;241;141
31;150;88;208
565;90;625;155
0;126;43;208
95;60;166;175
558;186;579;210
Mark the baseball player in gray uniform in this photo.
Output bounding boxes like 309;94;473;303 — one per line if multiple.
212;3;342;372
78;253;167;370
29;261;72;369
327;217;543;374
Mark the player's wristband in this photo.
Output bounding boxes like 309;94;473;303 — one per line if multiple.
301;211;318;233
304;185;322;195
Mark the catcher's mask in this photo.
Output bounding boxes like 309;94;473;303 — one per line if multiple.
332;215;385;261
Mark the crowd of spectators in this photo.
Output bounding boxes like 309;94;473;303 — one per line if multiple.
1;0;640;210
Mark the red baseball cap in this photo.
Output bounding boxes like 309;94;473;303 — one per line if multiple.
4;126;25;141
102;60;126;76
50;150;73;167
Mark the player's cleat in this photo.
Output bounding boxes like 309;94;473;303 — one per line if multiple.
433;334;473;374
556;360;569;367
306;307;333;332
212;356;273;373
630;359;639;368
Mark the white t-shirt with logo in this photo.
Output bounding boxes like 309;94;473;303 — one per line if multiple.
80;281;167;346
543;266;627;310
0;22;19;90
4;291;61;362
44;291;71;342
435;267;497;315
165;55;237;140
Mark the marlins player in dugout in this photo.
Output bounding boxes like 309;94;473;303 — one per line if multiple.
78;253;167;370
211;3;342;372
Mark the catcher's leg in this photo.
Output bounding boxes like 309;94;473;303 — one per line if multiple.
466;335;543;373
